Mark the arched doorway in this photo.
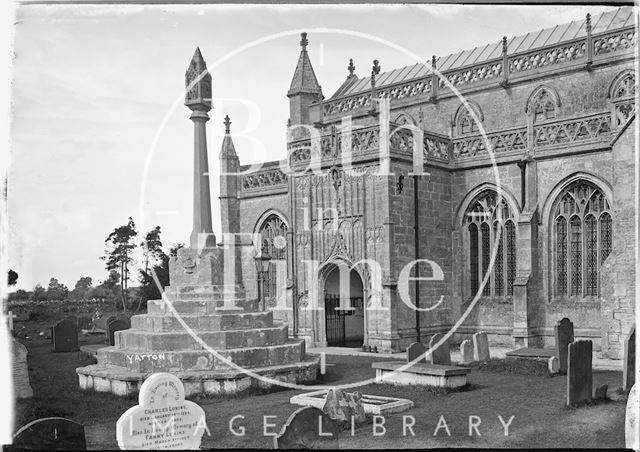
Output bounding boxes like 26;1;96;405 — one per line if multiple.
323;264;364;347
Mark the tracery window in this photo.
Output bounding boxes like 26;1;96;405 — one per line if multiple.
258;214;288;302
552;182;612;298
455;103;483;136
530;89;557;123
465;190;517;297
610;70;636;127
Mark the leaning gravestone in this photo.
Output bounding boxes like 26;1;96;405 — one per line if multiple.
623;325;635;391
473;332;490;362
626;384;638;449
567;340;593;406
52;317;79;352
107;318;130;347
407;342;427;363
274;406;339;449
555;317;574;375
12;339;33;398
460;340;474;365
428;333;451;366
12;417;86;450
116;373;206;450
322;388;366;429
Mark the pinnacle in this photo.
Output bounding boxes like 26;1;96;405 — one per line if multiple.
287;32;322;98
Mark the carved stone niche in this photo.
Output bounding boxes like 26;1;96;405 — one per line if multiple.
169;247;225;287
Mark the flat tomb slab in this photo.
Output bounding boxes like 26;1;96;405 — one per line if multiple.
290;389;413;415
372;361;470;388
505;348;556;359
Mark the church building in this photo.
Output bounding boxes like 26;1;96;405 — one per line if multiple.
208;7;636;358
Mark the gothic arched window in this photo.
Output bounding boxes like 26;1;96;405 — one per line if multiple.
532;89;556;122
465;190;517;298
552;181;612;298
609;70;636;128
258;214;288;303
454;102;483;136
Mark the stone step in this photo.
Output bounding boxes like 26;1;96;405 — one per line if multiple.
114;324;288;351
96;339;306;373
146;297;259;314
130;311;274;332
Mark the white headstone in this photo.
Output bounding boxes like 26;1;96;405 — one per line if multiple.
12;339;33;399
626;384;638;450
116;373;206;450
460;340;474;365
548;356;559;374
7;311;16;331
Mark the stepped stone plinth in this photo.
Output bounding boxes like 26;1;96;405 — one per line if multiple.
77;249;320;396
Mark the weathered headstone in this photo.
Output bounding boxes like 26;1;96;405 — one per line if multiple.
7;310;16;332
274;406;339;449
107;318;129;347
460;340;474;365
555;317;574;375
12;339;33;399
322;388;366;429
623;325;635;391
77;316;92;332
407;342;427;363
626;384;638;449
52;317;79;352
92;314;116;333
548;356;559;375
428;333;451;366
472;332;490;362
116;373;206;450
12;417;86;450
594;384;608;401
567;340;593;406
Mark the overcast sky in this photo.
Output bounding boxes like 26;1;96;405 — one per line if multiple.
7;3;619;291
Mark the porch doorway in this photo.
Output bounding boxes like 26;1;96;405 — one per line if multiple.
323;265;364;347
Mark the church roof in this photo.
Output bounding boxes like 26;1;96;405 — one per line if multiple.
288;33;323;97
330;6;635;99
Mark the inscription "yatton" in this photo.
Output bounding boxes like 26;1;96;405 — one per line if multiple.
126;354;167;364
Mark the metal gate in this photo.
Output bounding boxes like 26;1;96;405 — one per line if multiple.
324;294;364;347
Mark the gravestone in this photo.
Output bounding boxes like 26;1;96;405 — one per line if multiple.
555;317;574;375
92;314;116;333
567;340;593;406
77;316;92;332
12;339;33;398
623;325;635;391
52;317;79;352
107;318;130;347
472;332;490;362
116;373;206;449
594;384;608;401
274;406;339;449
626;384;638;449
12;417;86;450
460;340;474;365
322;388;366;429
548;356;559;374
428;333;451;366
407;342;427;363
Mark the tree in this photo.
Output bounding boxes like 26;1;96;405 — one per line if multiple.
70;276;93;300
8;289;31;301
169;243;185;258
46;277;69;301
141;226;164;274
31;284;47;301
87;272;120;302
8;269;18;286
138;227;172;310
101;217;137;311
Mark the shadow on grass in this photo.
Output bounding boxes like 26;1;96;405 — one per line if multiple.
469;357;552;377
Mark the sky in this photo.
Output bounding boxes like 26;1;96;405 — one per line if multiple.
6;3;620;291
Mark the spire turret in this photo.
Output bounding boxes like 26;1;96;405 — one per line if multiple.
287;32;323;98
185;47;212;111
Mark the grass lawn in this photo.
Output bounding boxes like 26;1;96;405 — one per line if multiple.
14;338;627;449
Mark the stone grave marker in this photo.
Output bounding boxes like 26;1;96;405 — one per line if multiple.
116;372;206;450
77;316;93;332
12;339;33;399
407;342;427;363
92;314;116;333
594;384;608;401
12;417;86;450
555;317;574;375
107;318;130;347
472;332;490;362
428;333;451;366
52;316;79;352
274;406;339;449
626;384;638;449
567;340;593;406
322;388;366;429
623;325;635;391
548;356;559;375
460;340;474;365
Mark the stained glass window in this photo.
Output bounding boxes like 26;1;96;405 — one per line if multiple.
465;190;516;298
552;182;611;298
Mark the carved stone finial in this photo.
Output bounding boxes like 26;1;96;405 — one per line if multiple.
431;55;437;69
224;115;231;134
300;32;308;50
185;47;212;111
502;36;508;54
372;59;381;76
348;58;355;76
586;13;592;33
